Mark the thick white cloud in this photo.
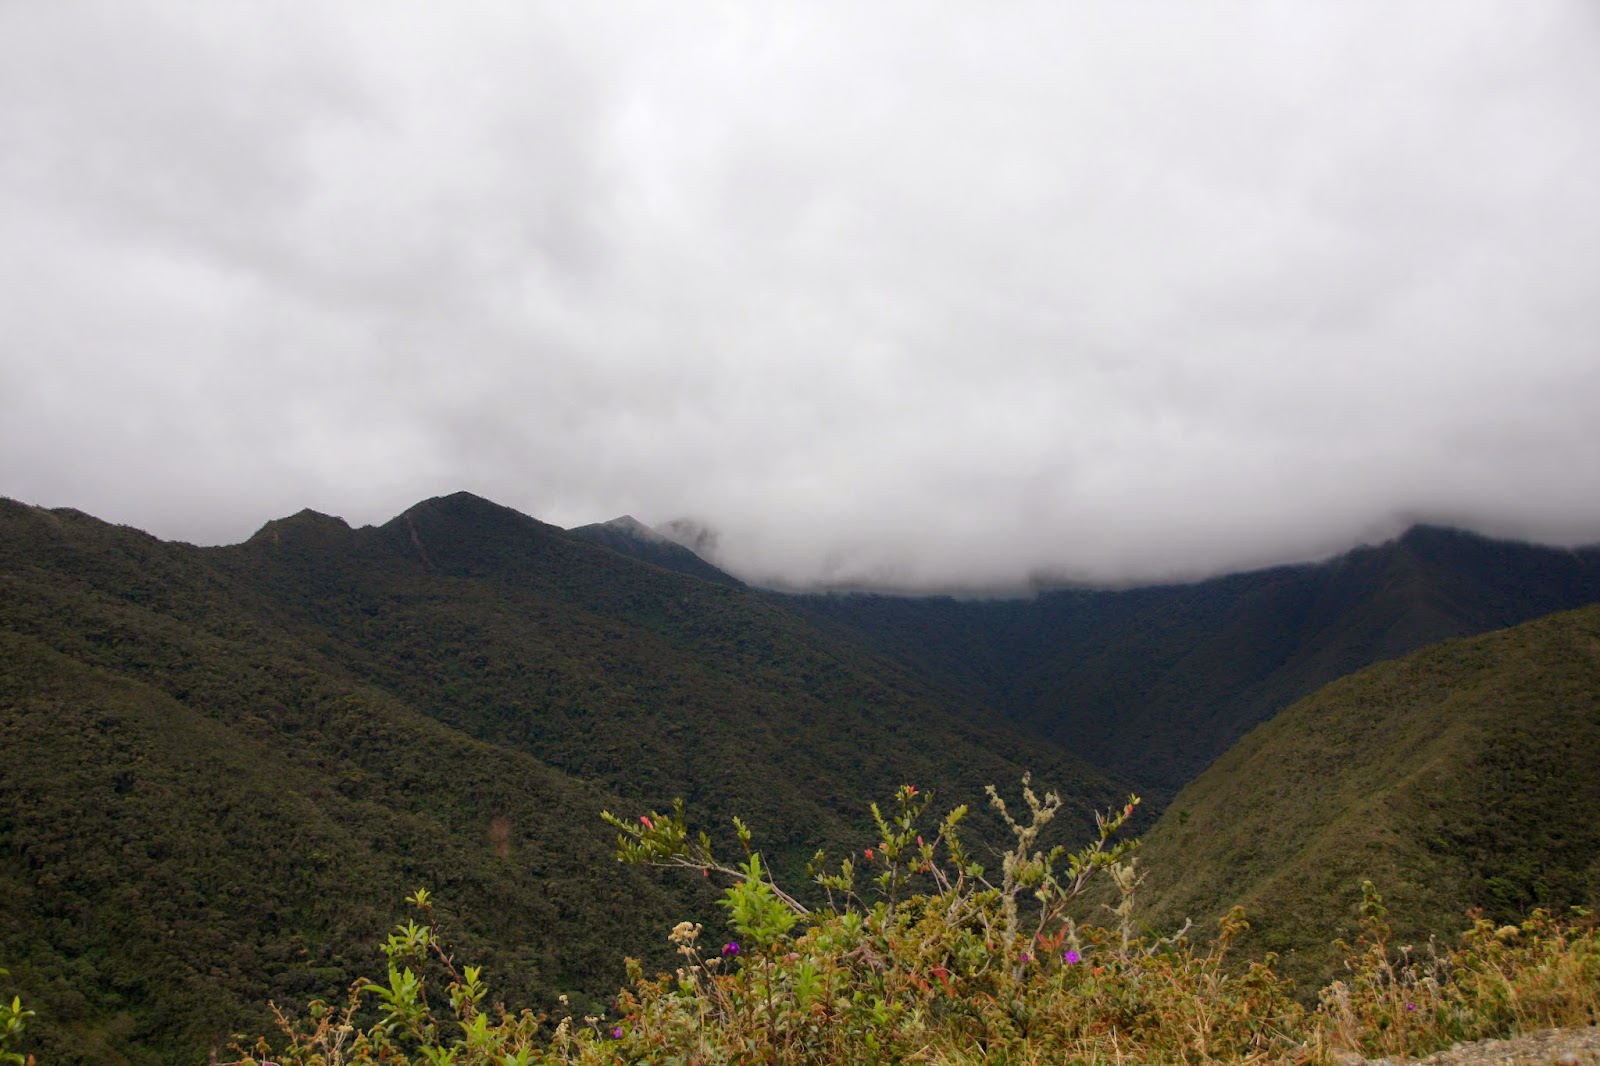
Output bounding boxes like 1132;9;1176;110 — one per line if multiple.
2;2;1597;587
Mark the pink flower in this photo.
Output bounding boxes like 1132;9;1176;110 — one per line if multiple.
640;815;654;830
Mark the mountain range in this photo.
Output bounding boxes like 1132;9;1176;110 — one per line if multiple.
0;493;1113;1063
3;492;1599;1061
770;525;1600;795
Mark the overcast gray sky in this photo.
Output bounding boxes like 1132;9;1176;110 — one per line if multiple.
3;2;1598;589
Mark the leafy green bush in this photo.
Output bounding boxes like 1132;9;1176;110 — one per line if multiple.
1318;881;1599;1060
0;967;34;1066
235;782;1599;1065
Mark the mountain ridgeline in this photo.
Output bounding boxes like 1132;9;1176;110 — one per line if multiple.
777;525;1600;796
1134;602;1600;985
567;515;744;588
3;492;1600;1062
0;493;1115;1064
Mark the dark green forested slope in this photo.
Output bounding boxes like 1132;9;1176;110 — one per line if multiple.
207;493;1120;849
783;526;1600;796
1133;603;1600;987
0;629;692;1064
0;494;1119;1063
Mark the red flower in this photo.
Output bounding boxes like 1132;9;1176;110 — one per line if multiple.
864;848;874;860
640;815;655;830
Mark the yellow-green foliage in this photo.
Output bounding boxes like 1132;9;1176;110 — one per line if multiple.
231;784;1600;1066
1319;881;1600;1061
0;967;36;1066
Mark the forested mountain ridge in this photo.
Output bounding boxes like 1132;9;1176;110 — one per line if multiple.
5;492;1598;1060
1132;602;1600;987
780;525;1600;795
212;492;1118;837
0;493;1119;1063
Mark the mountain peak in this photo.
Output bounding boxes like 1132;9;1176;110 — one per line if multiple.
596;514;671;544
390;492;569;538
246;508;353;546
400;491;515;520
568;514;743;587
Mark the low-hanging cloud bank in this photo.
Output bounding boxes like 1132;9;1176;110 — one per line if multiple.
2;2;1597;589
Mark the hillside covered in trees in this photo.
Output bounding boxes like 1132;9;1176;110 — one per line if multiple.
2;493;1598;1062
1135;602;1600;985
781;525;1600;795
0;494;1114;1063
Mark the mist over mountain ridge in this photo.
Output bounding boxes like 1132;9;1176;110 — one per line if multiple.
27;487;1593;596
229;491;1600;798
565;507;1600;598
778;520;1600;794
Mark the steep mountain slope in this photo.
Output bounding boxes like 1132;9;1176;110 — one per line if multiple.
213;493;1119;846
567;515;743;587
782;527;1600;796
1133;604;1600;986
0;627;687;1065
0;494;1120;1062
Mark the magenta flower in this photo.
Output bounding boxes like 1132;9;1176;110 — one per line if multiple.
723;941;741;957
611;1026;624;1038
1063;950;1081;964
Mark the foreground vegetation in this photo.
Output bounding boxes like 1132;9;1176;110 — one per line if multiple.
213;782;1598;1066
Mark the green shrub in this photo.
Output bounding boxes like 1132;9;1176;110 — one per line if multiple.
235;782;1599;1065
1318;881;1599;1060
0;967;34;1066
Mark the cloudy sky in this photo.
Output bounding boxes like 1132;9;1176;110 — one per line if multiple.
2;2;1598;589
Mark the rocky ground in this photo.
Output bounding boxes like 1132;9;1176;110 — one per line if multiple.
1331;1026;1600;1066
